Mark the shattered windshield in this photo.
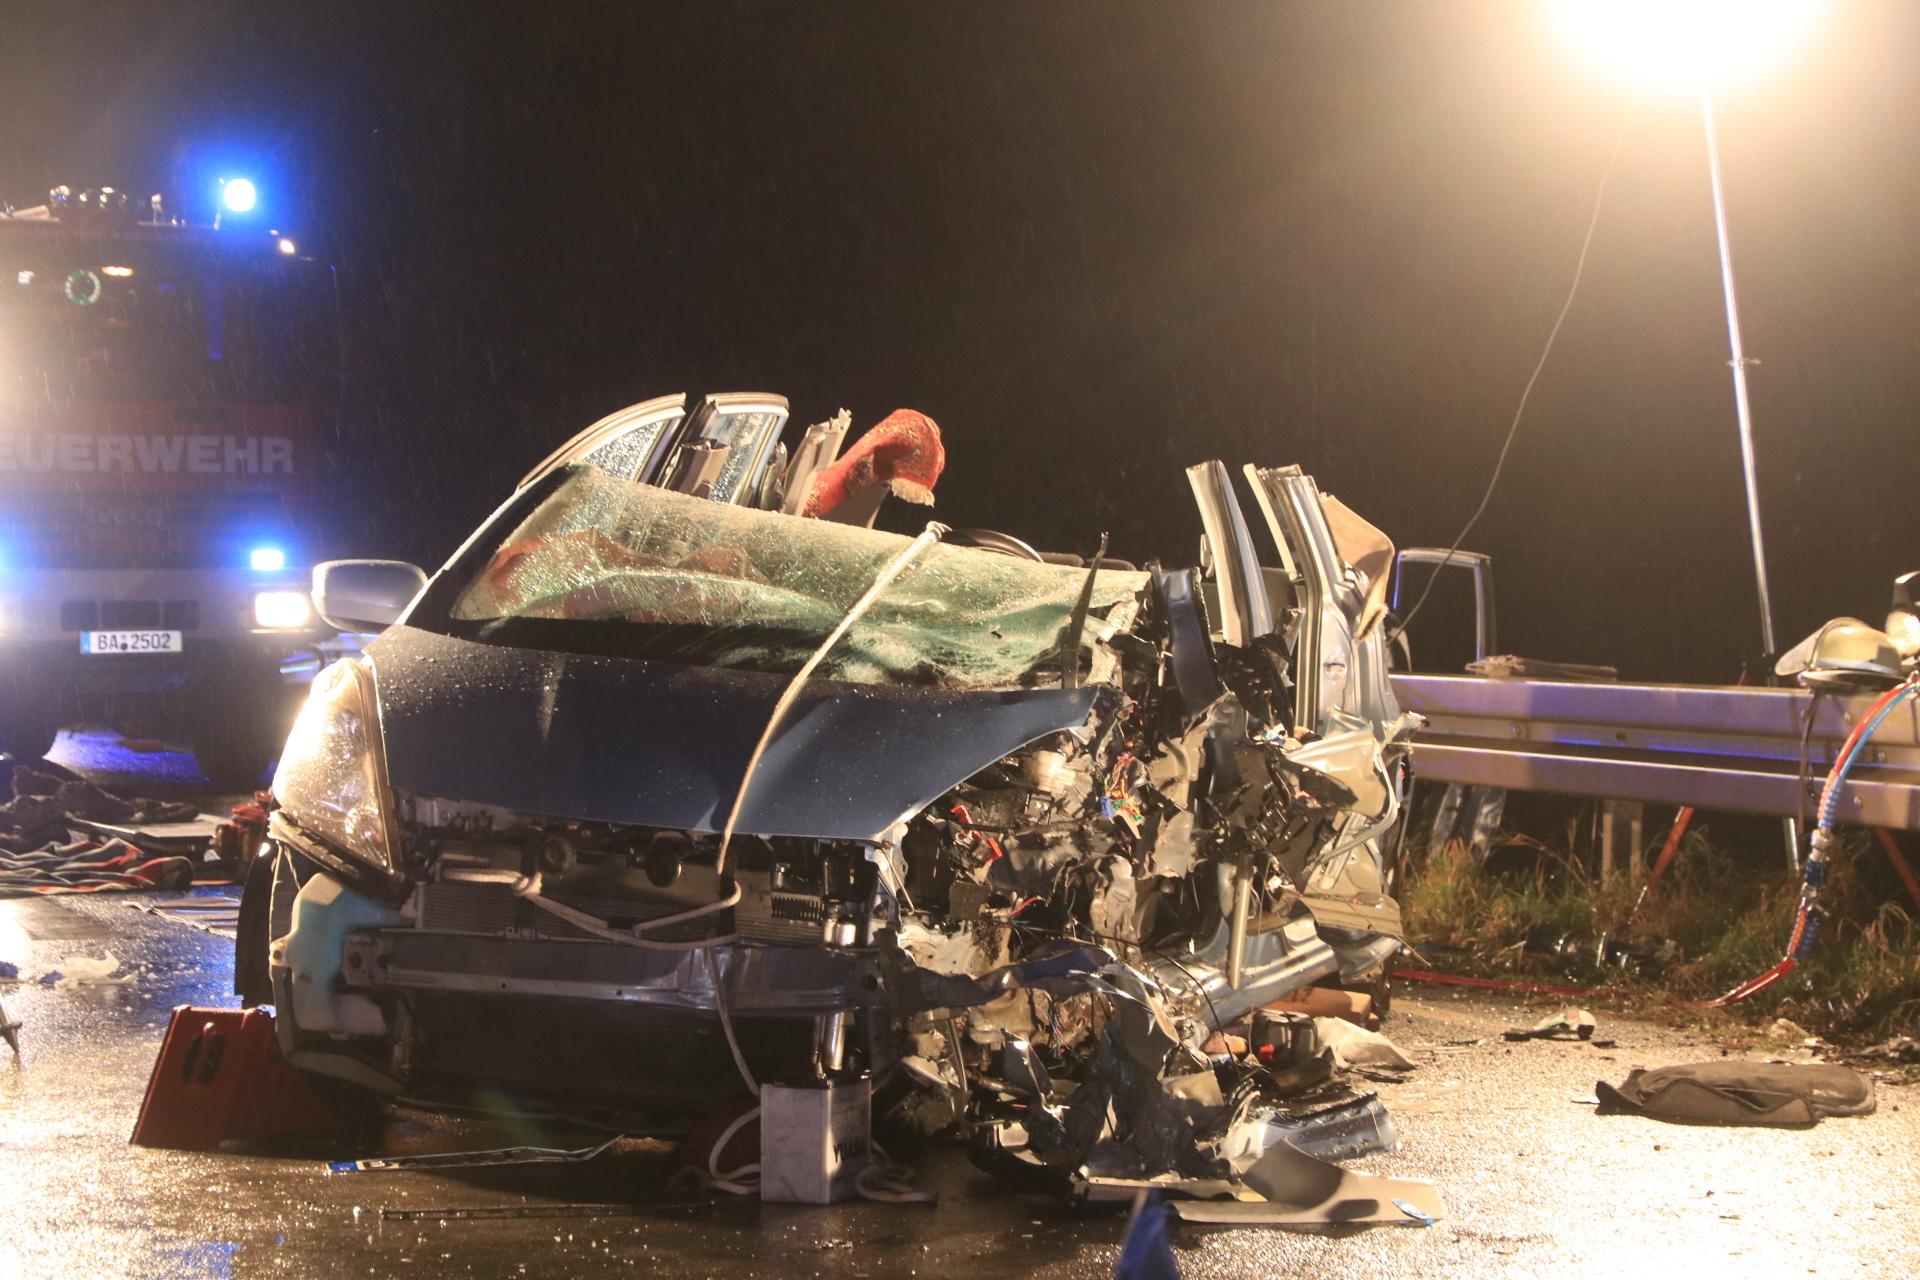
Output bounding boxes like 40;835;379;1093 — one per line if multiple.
447;468;1146;689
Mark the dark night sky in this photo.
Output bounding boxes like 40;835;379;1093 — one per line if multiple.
5;2;1918;681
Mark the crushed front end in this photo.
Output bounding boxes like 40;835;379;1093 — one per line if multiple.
243;458;1418;1180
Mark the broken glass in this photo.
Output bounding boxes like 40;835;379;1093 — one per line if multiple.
449;468;1147;689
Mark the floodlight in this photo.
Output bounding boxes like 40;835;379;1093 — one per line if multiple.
1543;0;1832;94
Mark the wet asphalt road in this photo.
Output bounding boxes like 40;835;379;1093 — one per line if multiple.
4;733;1919;1279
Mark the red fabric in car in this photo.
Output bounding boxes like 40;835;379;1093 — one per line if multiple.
802;408;945;517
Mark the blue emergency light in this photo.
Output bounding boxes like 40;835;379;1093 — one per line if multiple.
220;178;258;214
248;545;287;572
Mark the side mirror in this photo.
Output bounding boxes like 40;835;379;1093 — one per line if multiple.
312;560;428;633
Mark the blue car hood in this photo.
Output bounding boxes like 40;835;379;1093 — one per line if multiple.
367;626;1104;841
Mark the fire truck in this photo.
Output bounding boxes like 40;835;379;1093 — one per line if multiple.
0;182;345;788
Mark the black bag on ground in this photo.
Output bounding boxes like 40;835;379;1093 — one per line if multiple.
1595;1060;1875;1127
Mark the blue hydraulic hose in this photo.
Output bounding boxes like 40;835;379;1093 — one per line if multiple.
1818;682;1920;830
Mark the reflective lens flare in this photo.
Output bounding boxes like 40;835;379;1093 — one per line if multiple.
254;590;314;629
249;545;287;572
276;237;297;256
220;177;258;213
1543;0;1832;93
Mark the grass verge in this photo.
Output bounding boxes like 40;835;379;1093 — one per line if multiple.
1398;823;1920;1041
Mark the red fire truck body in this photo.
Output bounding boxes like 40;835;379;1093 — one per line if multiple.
0;187;345;787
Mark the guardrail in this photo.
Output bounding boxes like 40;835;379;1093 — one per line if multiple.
1389;675;1920;831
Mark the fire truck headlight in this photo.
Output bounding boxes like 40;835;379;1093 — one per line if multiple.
220;177;257;214
254;591;314;630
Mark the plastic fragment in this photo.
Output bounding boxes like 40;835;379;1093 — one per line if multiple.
1313;1017;1415;1070
1392;1198;1435;1227
1503;1008;1596;1042
327;1135;621;1174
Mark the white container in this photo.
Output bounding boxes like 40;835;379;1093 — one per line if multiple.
758;1077;871;1204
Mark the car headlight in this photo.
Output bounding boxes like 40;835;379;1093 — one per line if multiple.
272;659;398;872
255;590;314;629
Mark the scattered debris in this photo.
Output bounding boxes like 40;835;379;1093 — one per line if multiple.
328;1135;622;1174
6;763;69;798
1314;1018;1416;1071
1764;1017;1815;1044
1161;1138;1444;1226
2;765;199;855
6;757;82;784
1856;1035;1920;1064
66;811;223;862
1503;1008;1597;1042
379;1204;644;1222
0;838;194;899
0;997;18;1055
1524;927;1678;976
132;895;244;939
1;763;219;895
211;795;271;869
41;951;133;986
1248;1008;1328;1089
1594;1061;1876;1127
1266;986;1377;1029
1258;1093;1398;1162
1258;1046;1339;1097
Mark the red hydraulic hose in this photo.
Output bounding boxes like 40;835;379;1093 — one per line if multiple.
1627;806;1695;926
1873;828;1920;913
1704;953;1797;1007
1390;967;1618;1000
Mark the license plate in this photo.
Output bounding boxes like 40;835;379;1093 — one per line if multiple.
80;630;184;655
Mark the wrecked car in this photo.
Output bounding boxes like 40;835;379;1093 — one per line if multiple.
233;390;1418;1181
